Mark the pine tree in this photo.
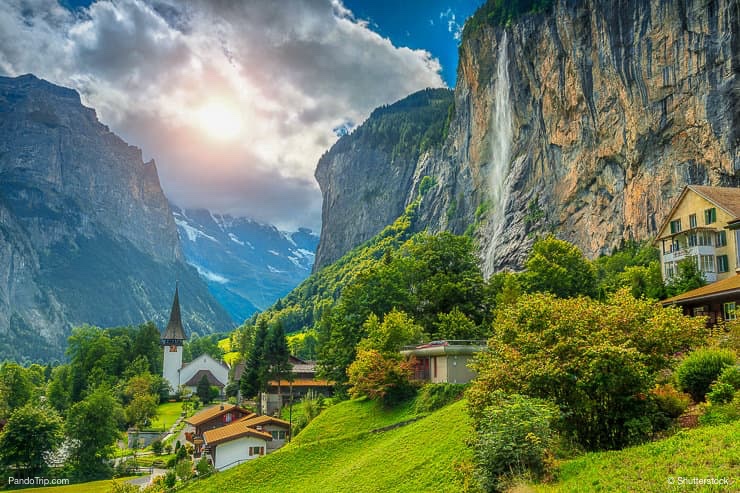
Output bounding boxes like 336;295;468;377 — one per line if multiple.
196;374;212;404
240;318;269;400
265;321;293;400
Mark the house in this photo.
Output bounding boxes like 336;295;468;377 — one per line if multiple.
654;185;740;284
160;285;230;395
184;403;255;456
200;414;291;470
400;340;487;384
260;356;333;415
202;422;273;471
661;273;740;325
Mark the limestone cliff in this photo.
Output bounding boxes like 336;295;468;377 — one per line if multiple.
0;74;233;362
315;0;739;275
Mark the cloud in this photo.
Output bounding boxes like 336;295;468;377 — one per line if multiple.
440;8;463;41
0;0;445;230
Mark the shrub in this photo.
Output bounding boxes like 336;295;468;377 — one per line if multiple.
650;383;691;419
707;382;736;405
698;395;740;425
676;349;736;401
415;383;466;413
163;471;176;488
471;392;558;492
716;365;740;390
347;349;416;406
150;439;163;456
196;457;214;477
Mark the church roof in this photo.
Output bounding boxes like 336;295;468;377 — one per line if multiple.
162;286;187;341
184;369;225;388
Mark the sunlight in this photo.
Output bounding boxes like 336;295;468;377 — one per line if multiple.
196;101;243;141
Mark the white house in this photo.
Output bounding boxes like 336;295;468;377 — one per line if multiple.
202;422;273;471
179;354;229;395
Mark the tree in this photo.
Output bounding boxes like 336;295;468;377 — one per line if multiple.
666;257;706;297
46;364;72;413
125;393;159;429
240;318;269;400
196;374;213;404
0;362;32;419
347;349;415;406
468;290;706;451
0;404;63;478
521;235;597;298
66;385;124;480
358;310;425;355
265;320;293;401
434;307;484;340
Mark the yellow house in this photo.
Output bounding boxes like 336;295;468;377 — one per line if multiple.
655;185;740;284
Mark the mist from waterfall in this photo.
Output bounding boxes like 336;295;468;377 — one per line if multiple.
482;31;512;275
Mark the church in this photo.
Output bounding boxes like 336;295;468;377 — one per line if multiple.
161;286;229;396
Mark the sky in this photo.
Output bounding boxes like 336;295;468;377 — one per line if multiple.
0;0;484;231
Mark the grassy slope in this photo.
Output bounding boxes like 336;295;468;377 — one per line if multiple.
183;398;472;493
16;477;136;493
533;421;740;493
149;401;183;431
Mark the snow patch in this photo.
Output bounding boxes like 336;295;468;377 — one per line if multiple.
175;218;218;243
228;233;244;246
267;265;285;273
191;263;229;284
268;249;280;256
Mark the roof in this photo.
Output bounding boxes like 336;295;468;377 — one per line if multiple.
162;286;187;341
184;369;225;388
400;340;487;357
268;378;333;387
662;275;740;305
202;421;273;446
656;185;740;241
239;415;291;429
185;403;255;426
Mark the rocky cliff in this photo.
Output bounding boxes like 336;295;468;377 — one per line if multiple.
315;0;739;275
0;74;233;362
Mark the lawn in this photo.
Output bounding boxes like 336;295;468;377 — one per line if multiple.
531;420;740;492
148;401;185;431
182;398;472;493
15;477;137;493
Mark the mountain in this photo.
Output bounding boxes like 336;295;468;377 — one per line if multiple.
171;205;319;323
0;74;233;362
314;0;738;275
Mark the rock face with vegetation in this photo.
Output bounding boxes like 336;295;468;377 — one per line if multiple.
314;0;739;275
0;74;232;362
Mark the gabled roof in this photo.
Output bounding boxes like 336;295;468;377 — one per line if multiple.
185;403;255;426
203;421;273;446
239;415;291;429
180;353;228;372
661;275;740;305
655;185;740;241
184;369;225;388
162;286;187;341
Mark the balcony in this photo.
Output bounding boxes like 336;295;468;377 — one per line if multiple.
663;245;716;263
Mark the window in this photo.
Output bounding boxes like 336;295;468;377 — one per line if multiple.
223;413;232;423
700;255;715;272
670;219;682;234
249;446;265;456
723;302;736;321
698;231;713;246
716;230;727;247
717;255;729;273
665;262;676;279
688;233;697;247
704;208;717;224
689;214;697;228
271;430;287;440
671;239;680;252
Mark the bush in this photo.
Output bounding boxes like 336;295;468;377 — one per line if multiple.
650;383;691;419
707;382;736;405
196;456;214;477
716;365;740;390
347;349;416;406
415;383;466;413
676;349;736;401
471;392;558;492
150;439;163;456
699;395;740;425
164;470;176;488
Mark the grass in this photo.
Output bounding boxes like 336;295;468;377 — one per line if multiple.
15;477;137;493
181;398;472;492
531;420;740;492
149;401;184;431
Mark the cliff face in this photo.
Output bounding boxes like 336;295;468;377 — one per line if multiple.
0;74;233;362
315;0;739;275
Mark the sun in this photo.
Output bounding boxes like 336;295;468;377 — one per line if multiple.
196;102;243;141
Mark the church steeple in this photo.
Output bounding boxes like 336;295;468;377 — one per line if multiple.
161;284;187;345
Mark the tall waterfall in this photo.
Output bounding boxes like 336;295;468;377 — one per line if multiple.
482;31;512;275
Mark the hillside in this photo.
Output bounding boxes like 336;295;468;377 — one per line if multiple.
182;398;473;493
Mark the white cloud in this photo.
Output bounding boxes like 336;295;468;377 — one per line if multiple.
440;8;463;41
0;0;445;230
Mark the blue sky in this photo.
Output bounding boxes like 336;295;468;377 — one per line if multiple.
344;0;484;87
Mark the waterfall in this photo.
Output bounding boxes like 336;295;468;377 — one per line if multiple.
482;31;512;275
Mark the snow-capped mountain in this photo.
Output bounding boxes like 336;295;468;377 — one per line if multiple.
171;205;319;323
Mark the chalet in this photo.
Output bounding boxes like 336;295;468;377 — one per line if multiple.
239;415;291;453
654;185;740;284
401;340;487;384
184;403;255;456
661;273;740;325
202;422;272;471
259;356;332;415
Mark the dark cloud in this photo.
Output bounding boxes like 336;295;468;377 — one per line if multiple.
0;0;445;230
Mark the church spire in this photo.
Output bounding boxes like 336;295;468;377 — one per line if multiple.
162;284;187;344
